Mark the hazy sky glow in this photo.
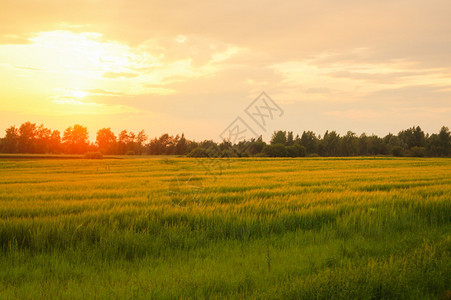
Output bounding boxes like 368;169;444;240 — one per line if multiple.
1;0;450;141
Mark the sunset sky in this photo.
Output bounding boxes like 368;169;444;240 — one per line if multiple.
1;0;450;141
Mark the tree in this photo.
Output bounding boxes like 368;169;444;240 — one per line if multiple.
413;126;426;147
175;133;188;155
35;124;52;153
18;122;37;153
270;131;287;145
247;136;266;156
383;134;402;155
263;143;288;157
159;133;172;154
399;126;425;149
410;146;426;157
48;130;61;153
2;126;19;153
218;139;233;152
1;123;450;157
358;133;369;156
437;126;451;156
199;140;220;157
427;126;451;156
286;144;306;157
387;135;405;148
321;131;340;156
286;131;294;146
340;131;358;156
128;131;137;154
187;147;208;157
96;128;117;155
367;135;387;155
63;124;89;154
392;146;404;157
147;133;178;155
300;131;319;154
136;130;148;154
118;130;130;154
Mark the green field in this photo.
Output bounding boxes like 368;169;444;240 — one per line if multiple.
0;157;450;299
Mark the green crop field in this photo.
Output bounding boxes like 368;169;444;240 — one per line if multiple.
0;157;450;299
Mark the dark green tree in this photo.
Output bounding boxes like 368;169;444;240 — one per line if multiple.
175;133;188;155
286;131;294;146
340;131;358;156
399;126;425;149
321;131;340;156
427;126;451;156
300;131;319;154
263;143;287;157
270;131;287;145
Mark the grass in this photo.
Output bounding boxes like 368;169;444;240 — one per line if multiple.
0;157;450;299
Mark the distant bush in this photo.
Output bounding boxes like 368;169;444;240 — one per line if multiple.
287;145;307;157
125;150;135;155
221;149;238;157
263;144;288;157
187;147;208;157
307;153;320;157
391;146;404;157
84;151;103;159
410;146;426;157
254;152;266;157
238;151;249;158
263;144;306;157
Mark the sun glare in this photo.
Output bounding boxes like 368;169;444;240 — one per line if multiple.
0;30;154;115
29;31;133;74
72;90;87;98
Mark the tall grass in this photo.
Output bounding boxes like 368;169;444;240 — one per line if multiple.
0;157;450;298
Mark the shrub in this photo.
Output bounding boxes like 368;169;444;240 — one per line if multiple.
263;144;288;157
239;151;249;157
221;149;238;158
84;151;103;159
286;144;307;157
187;147;208;157
391;146;404;157
410;146;426;157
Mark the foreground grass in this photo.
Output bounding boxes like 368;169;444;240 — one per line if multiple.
0;157;450;299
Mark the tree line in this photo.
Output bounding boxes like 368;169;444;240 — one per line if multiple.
0;122;450;157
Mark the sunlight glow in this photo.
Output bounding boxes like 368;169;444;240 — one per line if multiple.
72;90;87;98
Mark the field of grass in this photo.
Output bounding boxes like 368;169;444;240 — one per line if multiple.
0;157;450;299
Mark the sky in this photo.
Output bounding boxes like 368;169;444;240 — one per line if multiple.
0;0;450;141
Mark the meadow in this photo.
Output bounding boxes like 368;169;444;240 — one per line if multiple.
0;157;450;299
